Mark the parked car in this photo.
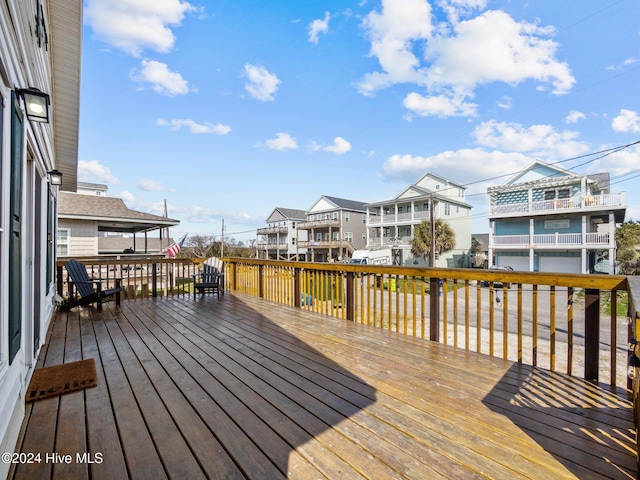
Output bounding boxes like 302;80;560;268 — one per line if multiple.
481;266;513;288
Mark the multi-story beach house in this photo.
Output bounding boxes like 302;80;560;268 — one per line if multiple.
297;196;368;262
487;161;626;274
257;208;308;261
365;173;473;267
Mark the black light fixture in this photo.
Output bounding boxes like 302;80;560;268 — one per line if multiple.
48;169;62;186
16;87;50;123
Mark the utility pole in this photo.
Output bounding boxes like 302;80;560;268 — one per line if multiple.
221;219;225;257
429;193;436;267
163;199;169;250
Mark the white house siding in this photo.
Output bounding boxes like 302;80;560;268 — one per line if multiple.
59;219;99;256
0;0;81;475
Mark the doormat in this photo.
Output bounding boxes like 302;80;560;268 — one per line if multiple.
26;358;97;402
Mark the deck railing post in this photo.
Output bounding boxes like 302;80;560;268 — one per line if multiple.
258;264;264;298
584;288;600;381
152;263;158;297
346;272;355;321
294;268;301;308
430;277;440;341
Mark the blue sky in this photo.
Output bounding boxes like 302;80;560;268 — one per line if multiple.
78;0;640;243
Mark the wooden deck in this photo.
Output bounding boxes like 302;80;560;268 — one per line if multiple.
10;293;637;479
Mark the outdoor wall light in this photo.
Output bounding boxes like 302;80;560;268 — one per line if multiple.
16;87;50;123
48;169;62;185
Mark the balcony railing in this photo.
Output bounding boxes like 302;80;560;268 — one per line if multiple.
298;218;340;229
370;210;430;224
492;232;611;246
491;193;625;217
257;226;288;234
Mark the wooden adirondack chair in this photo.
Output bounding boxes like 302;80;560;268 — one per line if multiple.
64;259;122;310
192;257;224;297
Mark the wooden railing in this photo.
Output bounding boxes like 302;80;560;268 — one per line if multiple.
224;258;631;388
56;257;204;300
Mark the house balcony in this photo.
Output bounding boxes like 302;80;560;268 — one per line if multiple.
256;226;289;235
368;236;412;247
490;193;626;218
298;218;340;229
369;210;430;225
491;232;612;248
13;257;638;479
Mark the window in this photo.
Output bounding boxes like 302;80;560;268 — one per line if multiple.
398;206;403;214
362;214;366;224
544;188;571;200
333;232;339;241
292;222;296;229
444;203;451;215
57;228;70;256
344;232;353;242
345;212;350;222
316;233;322;242
292;238;295;245
423;203;429;211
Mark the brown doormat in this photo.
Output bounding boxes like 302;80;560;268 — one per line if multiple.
26;358;98;403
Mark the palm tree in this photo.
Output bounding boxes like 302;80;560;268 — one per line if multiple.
410;219;456;266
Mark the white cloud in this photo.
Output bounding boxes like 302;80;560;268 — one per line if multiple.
565;110;585;124
265;132;298;151
244;64;281;101
612;109;640;133
138;179;174;192
78;159;118;184
425;11;574;94
383;148;531;191
157;118;231;135
403;91;477;117
356;0;433;96
589;144;640;178
131;60;190;96
358;2;575;117
85;0;197;57
324;137;352;154
118;190;136;203
473;120;589;159
308;12;330;44
496;96;512;110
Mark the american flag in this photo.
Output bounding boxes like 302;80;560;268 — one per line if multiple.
165;234;187;258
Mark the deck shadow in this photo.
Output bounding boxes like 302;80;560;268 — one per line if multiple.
482;363;636;479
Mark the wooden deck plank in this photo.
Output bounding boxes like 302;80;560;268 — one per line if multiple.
138;300;423;480
162;299;495;479
125;300;339;479
110;305;255;479
79;308;130;479
53;309;88;480
170;297;588;479
101;311;209;479
90;314;167;480
11;293;637;480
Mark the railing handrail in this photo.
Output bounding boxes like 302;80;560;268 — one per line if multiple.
223;257;627;290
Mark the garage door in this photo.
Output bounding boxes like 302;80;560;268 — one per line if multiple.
497;256;530;271
539;256;582;274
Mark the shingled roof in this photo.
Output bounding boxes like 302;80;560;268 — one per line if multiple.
59;192;180;233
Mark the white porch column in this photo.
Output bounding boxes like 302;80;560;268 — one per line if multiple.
609;212;616;274
488;220;495;267
529;218;535;271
